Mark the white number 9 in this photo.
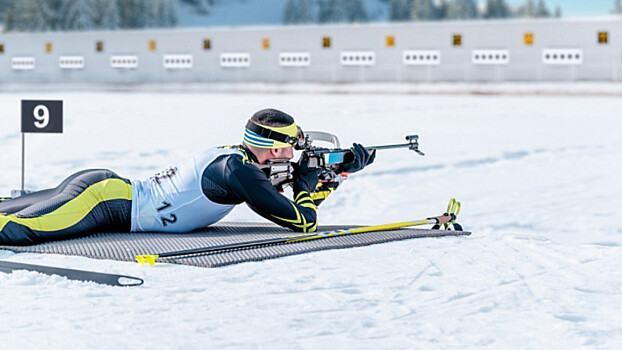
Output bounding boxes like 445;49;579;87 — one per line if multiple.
33;105;49;129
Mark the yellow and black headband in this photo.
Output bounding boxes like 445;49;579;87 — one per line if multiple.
244;120;300;149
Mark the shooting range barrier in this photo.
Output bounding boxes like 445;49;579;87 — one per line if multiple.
0;18;620;83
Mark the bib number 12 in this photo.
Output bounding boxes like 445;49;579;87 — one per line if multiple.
157;201;177;227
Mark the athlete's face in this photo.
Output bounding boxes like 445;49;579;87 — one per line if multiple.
270;146;294;160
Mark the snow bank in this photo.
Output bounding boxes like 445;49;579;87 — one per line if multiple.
1;88;621;348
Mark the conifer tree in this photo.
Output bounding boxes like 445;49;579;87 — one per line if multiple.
98;0;121;29
160;0;179;26
447;0;479;19
31;0;55;31
333;0;348;22
411;0;436;20
535;0;550;17
137;0;157;27
464;0;479;18
318;0;330;22
484;0;510;18
61;0;96;31
522;0;536;17
345;0;368;22
119;0;139;28
13;0;39;32
318;0;346;23
436;0;449;19
389;0;411;21
283;0;297;24
195;0;210;15
298;0;313;23
0;0;11;19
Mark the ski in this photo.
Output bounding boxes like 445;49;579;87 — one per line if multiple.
136;199;464;266
0;260;144;287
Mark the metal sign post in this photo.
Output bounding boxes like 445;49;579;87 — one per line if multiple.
19;100;63;196
22;133;25;191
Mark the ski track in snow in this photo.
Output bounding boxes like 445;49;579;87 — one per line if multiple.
1;89;621;348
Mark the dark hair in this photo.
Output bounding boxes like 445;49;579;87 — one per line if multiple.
250;108;295;127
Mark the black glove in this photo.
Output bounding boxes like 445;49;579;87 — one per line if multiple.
341;143;376;174
293;152;322;192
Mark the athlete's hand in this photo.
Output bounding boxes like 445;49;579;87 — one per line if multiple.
342;143;376;174
293;152;322;191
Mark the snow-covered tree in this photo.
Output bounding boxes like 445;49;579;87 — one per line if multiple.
389;0;411;21
284;0;314;24
2;0;52;31
317;0;330;23
344;0;368;22
318;0;347;23
436;0;449;19
484;0;510;19
333;0;348;22
535;0;550;17
2;0;177;31
465;0;479;18
137;0;157;27
31;0;55;31
119;0;139;28
614;0;622;14
97;0;121;29
61;0;96;31
516;0;536;17
11;0;37;32
2;0;18;31
0;0;16;28
283;0;298;23
159;0;179;27
195;0;210;14
180;0;215;14
447;0;479;19
554;4;562;17
297;0;314;23
0;0;10;17
411;0;436;20
284;0;294;21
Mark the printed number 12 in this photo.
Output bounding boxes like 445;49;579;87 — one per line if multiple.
157;201;177;227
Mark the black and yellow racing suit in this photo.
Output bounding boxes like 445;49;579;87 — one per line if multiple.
0;145;337;246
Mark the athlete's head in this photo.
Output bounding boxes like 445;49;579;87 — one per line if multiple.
243;108;300;163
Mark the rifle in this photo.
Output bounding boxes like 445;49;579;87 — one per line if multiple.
256;132;425;191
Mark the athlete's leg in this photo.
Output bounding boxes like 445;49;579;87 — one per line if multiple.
0;169;94;215
0;169;132;245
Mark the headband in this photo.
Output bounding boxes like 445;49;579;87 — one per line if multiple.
244;120;300;149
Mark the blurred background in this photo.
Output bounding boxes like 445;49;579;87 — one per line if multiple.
0;0;620;84
1;0;620;31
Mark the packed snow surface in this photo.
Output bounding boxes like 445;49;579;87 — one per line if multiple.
1;87;621;348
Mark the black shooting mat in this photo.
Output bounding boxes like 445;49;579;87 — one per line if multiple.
0;223;470;268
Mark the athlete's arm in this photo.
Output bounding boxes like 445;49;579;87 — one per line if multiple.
207;155;318;233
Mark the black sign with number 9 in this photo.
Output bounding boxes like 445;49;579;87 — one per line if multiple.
21;100;63;133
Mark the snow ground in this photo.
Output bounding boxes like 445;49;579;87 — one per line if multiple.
0;86;621;348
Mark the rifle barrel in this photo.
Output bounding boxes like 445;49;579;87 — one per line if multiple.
367;143;412;151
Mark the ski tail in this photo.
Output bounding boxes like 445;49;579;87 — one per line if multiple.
0;261;144;287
